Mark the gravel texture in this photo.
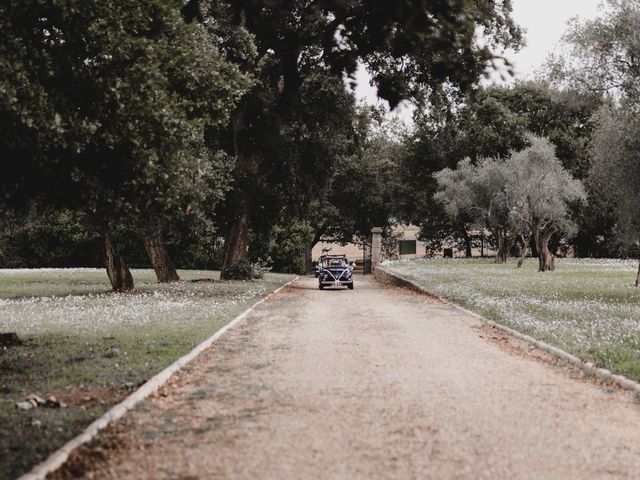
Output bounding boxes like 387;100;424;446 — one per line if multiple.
54;276;640;479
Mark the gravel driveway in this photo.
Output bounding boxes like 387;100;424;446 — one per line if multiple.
56;276;640;479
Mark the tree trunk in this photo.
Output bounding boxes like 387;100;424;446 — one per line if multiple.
220;106;259;280
494;229;508;264
635;259;640;288
220;41;299;278
516;234;529;268
533;227;555;272
462;229;472;258
141;228;180;283
303;242;313;275
220;214;250;280
304;227;326;275
529;234;538;258
103;231;134;292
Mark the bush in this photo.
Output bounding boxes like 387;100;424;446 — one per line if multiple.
268;221;312;274
222;258;272;280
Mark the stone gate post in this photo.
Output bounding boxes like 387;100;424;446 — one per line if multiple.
371;227;383;270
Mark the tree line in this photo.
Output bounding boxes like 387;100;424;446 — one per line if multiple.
1;0;523;290
3;0;637;288
401;0;639;285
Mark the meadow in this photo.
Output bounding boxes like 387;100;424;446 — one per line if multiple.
0;269;294;479
384;258;640;382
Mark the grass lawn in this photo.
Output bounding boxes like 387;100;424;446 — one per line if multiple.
383;258;640;382
0;268;294;480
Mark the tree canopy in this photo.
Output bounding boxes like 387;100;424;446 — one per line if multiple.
1;0;248;289
591;103;640;284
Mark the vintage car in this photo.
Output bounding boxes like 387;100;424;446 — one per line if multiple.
318;254;354;290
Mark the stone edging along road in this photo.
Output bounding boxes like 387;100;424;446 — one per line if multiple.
374;265;640;396
18;276;299;480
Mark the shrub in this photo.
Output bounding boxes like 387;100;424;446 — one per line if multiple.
222;258;272;280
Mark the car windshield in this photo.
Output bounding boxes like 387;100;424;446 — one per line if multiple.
323;258;348;268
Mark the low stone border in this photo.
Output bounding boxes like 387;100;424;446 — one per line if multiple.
18;276;299;480
374;265;640;395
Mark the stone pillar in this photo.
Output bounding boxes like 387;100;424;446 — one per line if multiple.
371;227;383;270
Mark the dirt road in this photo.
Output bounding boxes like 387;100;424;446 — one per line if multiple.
59;276;640;479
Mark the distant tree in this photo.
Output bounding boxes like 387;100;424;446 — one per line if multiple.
321;109;404;245
548;0;640;101
546;0;640;259
220;69;358;275
0;206;99;268
434;158;512;263
458;82;599;174
435;136;587;271
257;105;402;274
401;81;601;258
504;136;586;272
397;95;477;256
590;104;640;286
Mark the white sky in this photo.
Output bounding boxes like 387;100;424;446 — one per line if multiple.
498;0;602;80
354;0;605;121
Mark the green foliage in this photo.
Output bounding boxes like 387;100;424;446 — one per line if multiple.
193;0;523;272
201;0;523;107
1;0;248;252
0;207;98;268
397;97;471;253
1;0;524;273
268;221;313;274
400;81;603;255
0;203;231;269
302;107;405;251
504;135;587;237
590;104;640;252
549;0;640;100
433;136;586;264
548;0;640;260
434;157;510;234
455;82;600;178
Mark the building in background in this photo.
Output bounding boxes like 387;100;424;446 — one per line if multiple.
311;224;497;264
311;225;426;262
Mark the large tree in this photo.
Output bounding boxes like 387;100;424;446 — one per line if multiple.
504;136;586;272
1;0;246;289
548;0;640;100
400;81;600;257
434;136;587;271
434;157;512;263
396;93;477;256
256;105;404;274
186;0;523;278
306;107;404;249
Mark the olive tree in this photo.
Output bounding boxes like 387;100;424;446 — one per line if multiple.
434;158;512;263
505;136;586;272
548;0;640;100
